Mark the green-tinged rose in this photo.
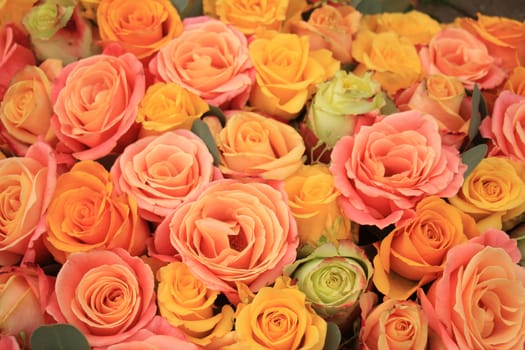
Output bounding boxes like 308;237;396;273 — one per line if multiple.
307;70;385;148
23;0;74;40
284;240;373;330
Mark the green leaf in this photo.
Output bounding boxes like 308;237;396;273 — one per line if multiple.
202;105;227;127
30;324;90;350
460;143;487;179
356;0;382;14
467;84;487;145
191;119;221;166
169;0;203;19
380;93;398;115
323;322;342;350
380;0;412;12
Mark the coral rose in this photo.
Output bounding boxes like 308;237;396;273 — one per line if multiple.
419;27;506;89
396;74;470;148
111;130;219;223
156;261;234;346
152;179;298;303
248;31;339;120
0;265;52;347
217;111;305;180
45;160;149;264
359;292;428;350
0;336;20;350
418;229;525;350
0;24;35;100
97;0;183;61
46;249;158;348
149;16;254;110
502;66;525;96
373;196;477;300
234;276;327;350
351;30;422;96
289;4;361;64
448;156;525;232
480;91;525;161
457;13;525;73
0;141;56;266
330;110;466;229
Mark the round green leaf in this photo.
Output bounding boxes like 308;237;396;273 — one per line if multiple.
30;324;90;350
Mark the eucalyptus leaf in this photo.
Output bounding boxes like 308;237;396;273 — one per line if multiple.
356;0;382;14
202;105;227;127
380;94;398;115
323;322;342;350
170;0;203;19
460;143;487;179
30;324;90;350
191;119;221;166
380;0;413;12
467;84;486;145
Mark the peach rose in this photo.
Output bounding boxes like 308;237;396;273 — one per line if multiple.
51;51;145;160
149;16;254;110
418;229;525;350
156;261;234;346
102;316;202;350
234;276;327;350
330;110;466;229
359;292;428;350
502;66;525;96
0;265;52;347
480;91;525;161
457;13;525;73
0;62;59;156
136;82;209;137
0;141;56;266
284;164;352;250
448;156;525;232
248;31;340;120
111;130;219;223
45;160;149;264
0;24;35;100
419;27;506;90
46;249;158;348
0;0;36;33
152;179;298;303
396;74;470;147
289;4;361;64
97;0;183;61
351;30;422;96
360;10;441;46
217;111;305;180
373;196;477;300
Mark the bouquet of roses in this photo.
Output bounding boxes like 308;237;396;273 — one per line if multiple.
1;0;524;349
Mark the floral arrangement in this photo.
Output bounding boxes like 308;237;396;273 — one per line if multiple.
1;0;525;349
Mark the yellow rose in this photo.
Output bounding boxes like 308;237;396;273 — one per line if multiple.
449;156;525;232
137;82;210;137
234;276;327;350
284;164;353;250
0;64;57;152
360;10;442;45
156;261;234;346
97;0;183;60
203;0;307;35
503;66;525;97
78;0;101;21
249;31;339;120
218;111;305;180
352;30;423;96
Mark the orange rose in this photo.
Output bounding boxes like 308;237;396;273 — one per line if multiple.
45;160;149;263
289;5;361;63
217;111;305;180
0;0;37;33
457;13;525;73
373;196;476;300
97;0;183;60
502;66;525;97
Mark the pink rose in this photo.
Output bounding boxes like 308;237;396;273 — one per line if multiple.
480;90;525;160
46;249;157;348
152;179;298;303
0;141;56;266
0;336;20;350
0;265;53;347
0;24;36;100
149;16;254;109
419;27;506;89
330;110;466;228
111;130;220;223
418;229;525;349
100;316;201;350
51;50;145;160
